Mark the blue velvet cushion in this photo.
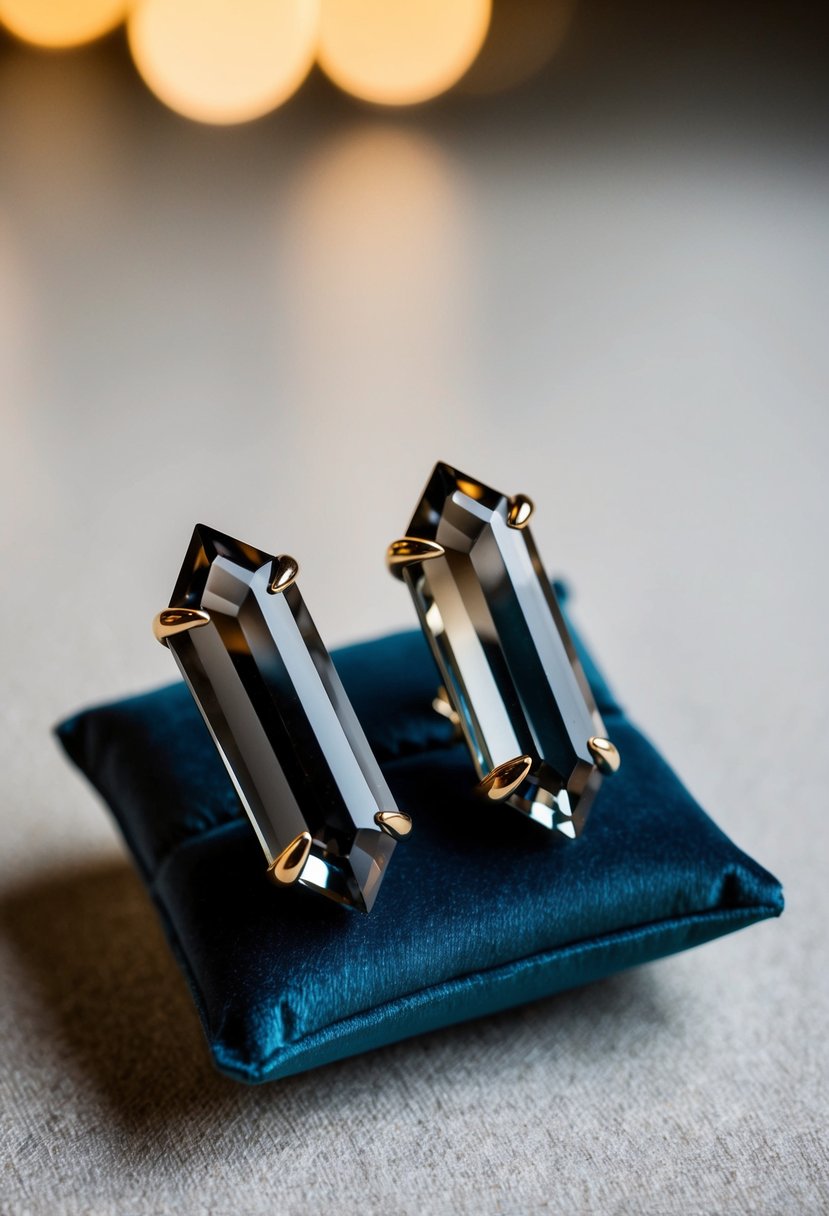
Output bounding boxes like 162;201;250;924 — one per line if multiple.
55;588;783;1084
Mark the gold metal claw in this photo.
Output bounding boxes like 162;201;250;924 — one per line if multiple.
587;736;621;774
506;494;534;529
374;810;413;839
268;554;300;594
477;755;533;802
386;537;445;579
152;608;211;647
267;831;312;885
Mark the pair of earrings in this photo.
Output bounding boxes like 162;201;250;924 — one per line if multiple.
153;462;619;914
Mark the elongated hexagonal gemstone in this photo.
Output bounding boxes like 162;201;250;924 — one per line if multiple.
157;525;401;912
391;462;614;837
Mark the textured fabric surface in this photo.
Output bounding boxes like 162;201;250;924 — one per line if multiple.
55;604;782;1083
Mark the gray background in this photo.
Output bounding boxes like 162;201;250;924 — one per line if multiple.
1;4;827;1212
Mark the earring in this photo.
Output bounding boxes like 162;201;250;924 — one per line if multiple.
153;524;411;913
387;462;619;839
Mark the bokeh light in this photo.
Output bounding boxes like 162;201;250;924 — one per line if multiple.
317;0;491;107
276;124;476;563
128;0;319;125
460;0;576;95
281;125;469;328
0;0;127;48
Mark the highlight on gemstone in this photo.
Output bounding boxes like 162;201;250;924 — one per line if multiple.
155;524;404;912
389;461;616;837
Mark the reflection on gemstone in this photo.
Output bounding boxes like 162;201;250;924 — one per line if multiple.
159;524;399;912
392;461;612;836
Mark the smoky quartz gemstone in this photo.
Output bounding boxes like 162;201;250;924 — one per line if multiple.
156;525;404;912
391;462;615;838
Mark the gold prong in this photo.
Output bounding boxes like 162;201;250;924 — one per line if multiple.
506;494;534;529
477;755;533;802
587;736;621;774
386;537;445;579
374;810;413;840
267;831;312;885
432;685;460;728
152;608;210;647
268;554;299;594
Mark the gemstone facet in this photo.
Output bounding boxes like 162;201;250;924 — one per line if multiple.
390;462;614;837
158;525;400;912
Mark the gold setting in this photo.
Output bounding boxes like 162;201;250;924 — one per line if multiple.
152;607;211;647
374;810;413;839
268;554;300;595
587;736;621;775
477;754;533;802
386;537;446;579
506;494;534;529
267;830;313;885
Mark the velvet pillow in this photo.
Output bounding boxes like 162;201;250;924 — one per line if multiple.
56;589;783;1083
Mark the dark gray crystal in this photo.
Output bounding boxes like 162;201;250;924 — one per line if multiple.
401;462;606;836
166;525;397;912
